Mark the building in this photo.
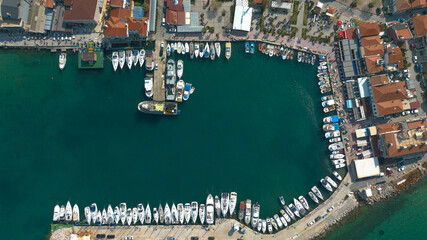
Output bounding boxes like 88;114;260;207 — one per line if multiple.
63;0;100;25
110;0;126;8
372;119;427;158
370;81;408;116
165;0;202;32
360;35;384;57
326;6;335;17
365;55;384;73
104;7;149;39
337;38;363;78
409;15;427;63
233;0;253;32
0;0;29;29
385;47;404;71
391;0;427;13
271;0;293;10
354;157;380;179
357;23;380;39
386;21;413;43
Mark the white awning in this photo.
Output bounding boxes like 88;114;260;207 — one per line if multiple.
233;6;252;32
354;157;380;179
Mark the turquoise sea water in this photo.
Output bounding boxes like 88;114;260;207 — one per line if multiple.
0;43;333;239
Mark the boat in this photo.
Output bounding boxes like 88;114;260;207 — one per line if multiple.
284;205;295;220
177;203;184;224
324;105;336;113
118;51;125;69
126;50;133;69
311;186;324;200
191;202;198;224
65;201;72;222
199;204;206;224
257;220;262;232
245;42;250;53
137;203;145;224
322;99;335;107
132;50;139;66
175;80;185;102
132;207;138;224
164;203;171;225
312;55;316;65
293;198;306;216
184;203;191;224
111;52;118;71
177;42;182;54
262;219;267;233
266;217;273;233
194;42;199;58
199;43;204;58
166;44;171;56
335;163;346;169
280;215;288;227
84;206;90;224
328;142;344;151
190;42;194;59
280;209;291;223
251;202;260;228
268;48;273;57
332;158;345;164
183;83;192;101
323;123;339;131
229;192;237;215
206;194;214;224
59;53;66;70
114;206;120;224
325;130;341;139
53;205;60;222
221;192;229;217
273;214;283;229
309;191;319;204
139;49;145;67
119;203;126;225
153;208;159;224
89;204;96;224
279;196;285;205
215;42;221;57
321;178;333;192
171;204;178;224
72;204;80;223
289;203;300;218
333;171;343;181
145;203;152;224
138;101;179;115
204;43;210;58
326;176;338;188
185;42;189;54
126;208;132;225
210;42;215;60
250;42;255;54
159;204;164;224
145;50;154;71
298;196;310;210
225;42;231;60
271;216;279;231
330;153;345;159
177;60;183;79
244;199;251;225
144;76;153;98
96;211;102;225
238;201;244;221
297;52;302;62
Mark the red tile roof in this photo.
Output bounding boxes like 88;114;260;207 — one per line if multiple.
45;0;54;8
110;0;123;8
370;74;390;86
347;27;358;39
104;8;148;37
388;47;404;69
359;23;380;37
372;81;407;116
413;15;427;37
395;0;427;12
361;36;384;57
63;0;98;21
166;0;184;12
365;56;383;73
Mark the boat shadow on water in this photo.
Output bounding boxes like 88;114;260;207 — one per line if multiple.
135;110;174;123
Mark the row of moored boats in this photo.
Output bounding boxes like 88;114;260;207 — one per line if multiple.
111;49;154;71
166;42;231;60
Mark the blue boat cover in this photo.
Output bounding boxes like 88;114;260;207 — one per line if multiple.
330;115;339;123
346;100;353;108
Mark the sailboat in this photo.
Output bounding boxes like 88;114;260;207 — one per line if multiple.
53;205;60;222
177;203;184;224
119;203;126;225
72;204;80;223
215;42;221;57
214;195;221;217
171;204;178;224
132;50;139;66
194;43;199;58
118;51;125;69
139;49;145;67
164;203;171;225
65;201;72;222
145;203;152;224
199;204;206;224
126;50;133;69
191;201;198;224
159;204;164;224
203;43;210;58
137;203;145;224
153;208;159;224
220;192;229;217
229;192;237;215
111;52;119;71
184;203;191;224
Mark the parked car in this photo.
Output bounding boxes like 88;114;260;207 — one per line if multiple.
413;55;418;63
398;166;406;172
307;220;315;226
327;206;335;212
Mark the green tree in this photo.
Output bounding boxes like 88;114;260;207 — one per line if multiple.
368;2;374;8
222;9;226;16
142;3;149;13
211;0;221;11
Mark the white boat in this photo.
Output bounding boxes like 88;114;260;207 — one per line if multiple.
225;42;231;60
321;178;333;192
164;203;171;225
215;42;221;57
126;208;132;225
139;49;145;67
280;209;291;223
185;42;189;53
330;153;345;159
177;203;184;224
65;201;72;222
332;159;345;165
72;204;80;222
114;206;120;224
177;60;183;79
59;53;66;70
145;203;152;224
311;186;324;200
257;220;262;232
325;130;340;139
221;192;229;217
229;192;237;215
199;204;206;224
90;203;97;224
266;218;273;233
137;203;145;224
194;43;199;58
191;201;198;224
53;205;60;222
251;202;260;228
132;207;138;224
171;203;178;224
119;203;126;225
159;204;164;224
309;191;319;204
102;208;107;225
126;50;133;69
111;52;119;71
206;194;215;225
328;142;344;151
153;208;159;224
262;219;267;233
214;195;221;217
96;211;102;225
289;203;300;218
298;196;310;210
184;203;191;224
199;43;205;58
284;205;295;220
293;198;306;216
177;42;182;54
244;199;251;225
132;50;139;66
203;43;210;58
210;42;215;60
119;51;125;69
166;44;171;56
144;76;153;98
335;163;346;169
333;171;343;181
280;215;288;227
84;206;90;224
326;176;338;188
274;214;283;229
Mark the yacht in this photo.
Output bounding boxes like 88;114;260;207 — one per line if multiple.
311;186;324;200
126;50;133;69
266;217;273;233
145;50;154;71
126;208;132;225
189;42;194;59
166;43;171;56
289;203;300;218
177;60;183;79
294;198;306;216
271;216;278;231
279;196;285;205
185;42;189;54
164;203;171;225
53;205;60;222
144;76;153;98
159;204;164;224
251;202;260;228
210;42;215;60
114;206;120;224
199;43;204;58
229;192;237;215
244;199;251;225
194;42;199;58
221;192;229;217
119;203;127;225
203;43;210;58
284;205;295;220
298;196;310;210
72;204;80;223
333;171;343;181
84;206;90;224
309;191;319;204
139;49;145;67
111;52;119;71
119;51;125;69
225;42;231;60
215;42;221;57
132;208;138;224
274;214;283;229
238;201;244;221
65;201;72;222
137;203;145;224
191;201;198;224
145;203;152;224
184;203;191;224
326;176;338;188
177;203;184;224
153;208;159;224
321;178;334;192
214;196;221;217
206;194;215;225
199;204;206;224
132;50;139;66
59;53;66;70
262;219;267;233
90;203;97;224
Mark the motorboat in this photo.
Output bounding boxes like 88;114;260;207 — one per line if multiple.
220;192;229;217
308;191;319;204
111;52;118;71
332;159;345;165
132;50;139;66
280;209;291;223
321;95;333;101
137;203;145;224
289;203;300;218
250;42;255;54
119;51;125;69
262;219;267;233
119;203;126;225
65;201;72;222
215;42;221;57
311;186;324;200
138;101;179;115
84;206;90;224
203;43;210;58
266;217;273;233
328;142;344;151
326;176;338;188
293;198;306;216
330;154;345;159
132;207;138;224
333;171;343;181
335;163;346;169
72;204;80;223
177;203;184;224
177;60;183;79
323;123;338;131
284;205;295;220
245;42;250;53
298;196;310;210
229;192;237;215
166;44;171;56
53;205;60;222
59;53;66;70
191;201;198;224
189;42;194;59
329;137;341;143
145;50;154;71
96;211;102;225
153;208;159;224
225;42;231;60
280;215;288;227
322;99;335;107
146;203;152;224
126;50;133;69
238;201;244;221
244;199;251;225
210;42;215;60
251;202;260;228
184;203;191;224
321;178;333;192
257;220;262;232
199;43;204;58
325;130;341;139
177;42;182;54
199;204;206;224
279;196;285;205
90;203;97;224
126;208;132;225
183;83;192;101
273;214;283;229
139;49;145;67
159;204;164;224
175;79;185;102
185;42;189;54
164;203;171;225
206;194;214;225
194;42;199;58
323;115;339;123
144;76;153;98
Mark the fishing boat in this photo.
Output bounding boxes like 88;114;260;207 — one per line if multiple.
53;205;60;222
244;199;251;225
126;208;132;225
326;176;338;188
204;43;210;58
289;203;300;218
126;50;133;69
321;178;333;192
137;204;145;224
323;123;339;131
183;83;192;101
333;171;343;181
184;203;191;224
190;42;194;59
309;191;319;204
280;209;291;223
138;101;179;115
153;208;159;224
323;115;339;123
139;49;145;67
145;203;152;224
166;44;171;56
159;204;164;224
284;205;295;220
84;206;90;224
164;203;171;225
199;204;206;224
132;50;139;66
221;192;229;217
279;196;285;205
245;42;250;53
132;207;138;224
238;201;244;221
65;201;72;222
72;204;80;223
191;202;198;224
144;76;153;98
298;196;310;210
185;42;189;54
59;53;66;70
262;219;267;233
119;203;126;225
266;217;273;233
111;52;118;71
119;51;125;69
206;194;214;224
250;42;255;54
194;42;199;58
273;214;283;229
177;203;184;224
199;43;204;58
225;42;231;60
172;204;179;224
175;80;185;102
293;198;306;216
251;202;260;228
210;42;215;60
215;42;221;57
229;192;237;215
311;186;324;200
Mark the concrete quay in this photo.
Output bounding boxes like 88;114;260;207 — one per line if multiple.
153;40;166;102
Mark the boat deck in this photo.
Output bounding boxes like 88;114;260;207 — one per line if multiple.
153;41;166;102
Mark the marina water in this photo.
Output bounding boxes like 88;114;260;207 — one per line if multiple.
1;43;333;239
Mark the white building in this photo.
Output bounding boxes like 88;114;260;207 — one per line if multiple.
233;5;252;32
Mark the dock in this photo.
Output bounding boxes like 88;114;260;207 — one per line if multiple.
153;40;166;102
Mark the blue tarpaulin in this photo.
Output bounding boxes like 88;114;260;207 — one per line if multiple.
346;100;353;108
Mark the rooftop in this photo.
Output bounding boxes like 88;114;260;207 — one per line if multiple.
359;23;380;38
365;55;383;73
370;74;390;86
361;36;384;57
412;14;427;37
354;157;380;179
394;0;427;12
63;0;98;21
371;81;407;116
387;47;404;69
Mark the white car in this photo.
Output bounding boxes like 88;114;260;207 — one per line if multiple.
307;220;315;226
403;69;409;73
398;166;406;172
413;55;418;63
327;206;335;212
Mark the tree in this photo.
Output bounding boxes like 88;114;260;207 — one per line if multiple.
222;9;226;17
368;2;374;8
142;3;149;13
211;0;221;11
350;1;358;8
